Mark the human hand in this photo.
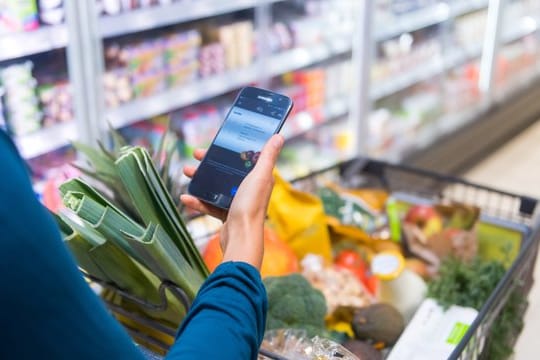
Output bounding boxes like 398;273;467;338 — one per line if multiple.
180;134;284;269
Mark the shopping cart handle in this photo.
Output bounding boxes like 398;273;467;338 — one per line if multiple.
83;273;191;312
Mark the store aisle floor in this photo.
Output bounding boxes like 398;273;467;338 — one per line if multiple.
465;120;540;359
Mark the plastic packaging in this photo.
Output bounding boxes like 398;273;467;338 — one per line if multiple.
261;329;359;360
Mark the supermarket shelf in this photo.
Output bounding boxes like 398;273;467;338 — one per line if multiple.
375;0;488;41
107;39;352;129
381;104;487;163
285;98;349;142
496;64;540;101
404;76;540;175
371;45;482;100
15;122;76;159
100;0;283;38
371;16;537;101
107;65;258;129
0;25;68;62
501;16;539;45
371;58;446;100
266;37;352;77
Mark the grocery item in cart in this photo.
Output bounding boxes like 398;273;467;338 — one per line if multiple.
302;254;374;315
401;202;480;270
203;226;299;278
267;171;333;263
387;298;478;360
371;251;427;322
260;329;359;360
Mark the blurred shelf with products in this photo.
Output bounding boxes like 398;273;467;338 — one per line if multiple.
3;0;540;205
493;0;540;99
98;0;360;181
0;0;80;205
368;0;540;173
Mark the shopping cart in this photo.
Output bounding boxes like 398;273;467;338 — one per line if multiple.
295;158;540;360
90;157;540;360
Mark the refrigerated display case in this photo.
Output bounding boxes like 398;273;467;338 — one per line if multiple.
7;0;540;194
493;0;540;99
367;0;540;174
370;1;486;158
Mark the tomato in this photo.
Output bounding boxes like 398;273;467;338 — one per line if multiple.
334;250;378;296
335;250;366;274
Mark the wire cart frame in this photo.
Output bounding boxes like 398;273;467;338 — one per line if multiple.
91;158;540;360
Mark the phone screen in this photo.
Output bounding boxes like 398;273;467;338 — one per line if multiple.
188;87;293;209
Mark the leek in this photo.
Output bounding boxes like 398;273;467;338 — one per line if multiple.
57;145;207;326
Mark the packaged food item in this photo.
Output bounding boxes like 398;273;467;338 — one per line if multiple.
234;21;254;67
38;0;65;25
98;0;122;16
371;251;427;322
0;0;39;34
171;103;221;155
199;42;226;78
104;28;201;99
203;21;255;70
261;329;359;360
387;298;479;360
318;185;382;234
103;69;133;107
0;62;41;135
38;81;74;127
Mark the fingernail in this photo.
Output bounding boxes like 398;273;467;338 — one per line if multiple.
274;134;284;149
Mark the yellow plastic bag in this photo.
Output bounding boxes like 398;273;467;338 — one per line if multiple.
267;171;332;263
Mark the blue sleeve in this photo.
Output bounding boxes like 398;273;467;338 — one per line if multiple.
167;261;268;360
0;131;145;360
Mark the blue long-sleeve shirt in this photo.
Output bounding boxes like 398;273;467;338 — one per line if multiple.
0;130;267;359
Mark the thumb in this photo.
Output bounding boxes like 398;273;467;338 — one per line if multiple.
250;134;284;179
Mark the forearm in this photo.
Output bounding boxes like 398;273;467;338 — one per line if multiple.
167;262;267;360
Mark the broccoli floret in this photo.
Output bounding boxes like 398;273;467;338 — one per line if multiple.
264;274;327;335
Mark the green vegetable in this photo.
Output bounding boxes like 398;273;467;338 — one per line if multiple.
264;274;327;337
427;257;506;310
56;145;207;326
484;290;525;360
427;257;525;360
72;124;181;220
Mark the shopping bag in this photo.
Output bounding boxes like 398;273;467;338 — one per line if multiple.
267;171;332;263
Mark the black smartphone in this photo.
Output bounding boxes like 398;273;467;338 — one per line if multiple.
188;86;293;209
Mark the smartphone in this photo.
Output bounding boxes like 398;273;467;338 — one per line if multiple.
188;86;293;209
